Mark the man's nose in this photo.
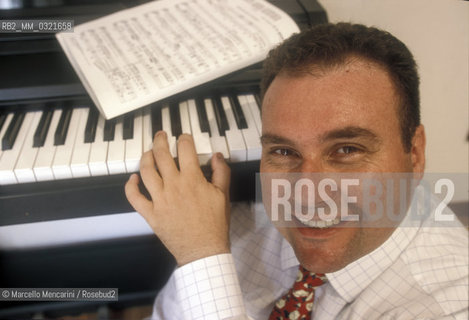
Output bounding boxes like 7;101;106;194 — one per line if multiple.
295;159;340;208
298;158;323;173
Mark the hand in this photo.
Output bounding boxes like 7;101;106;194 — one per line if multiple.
125;131;231;266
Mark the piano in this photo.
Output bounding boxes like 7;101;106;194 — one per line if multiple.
0;0;327;227
0;0;327;317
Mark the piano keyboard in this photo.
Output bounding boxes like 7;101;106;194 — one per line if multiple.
0;93;262;186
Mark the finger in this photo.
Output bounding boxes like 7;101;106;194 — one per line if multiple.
153;130;178;180
211;152;231;197
177;134;203;176
125;173;153;219
140;150;163;197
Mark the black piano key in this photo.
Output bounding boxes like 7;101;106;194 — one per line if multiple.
169;102;182;138
84;107;99;143
195;97;211;136
33;109;53;147
123;113;134;140
0;111;7;133
229;94;248;129
151;104;163;137
2;111;25;150
211;96;229;136
103;118;116;141
54;107;73;146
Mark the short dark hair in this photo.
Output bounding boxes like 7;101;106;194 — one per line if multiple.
260;23;420;152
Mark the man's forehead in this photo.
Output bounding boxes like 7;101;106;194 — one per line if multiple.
260;56;402;147
262;57;399;114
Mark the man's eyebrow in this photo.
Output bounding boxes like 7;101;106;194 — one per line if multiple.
320;126;381;143
260;127;380;145
260;134;296;146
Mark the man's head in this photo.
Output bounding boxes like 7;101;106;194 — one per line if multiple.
259;23;426;273
261;22;420;152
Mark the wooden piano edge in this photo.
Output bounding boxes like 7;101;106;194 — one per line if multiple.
0;160;260;227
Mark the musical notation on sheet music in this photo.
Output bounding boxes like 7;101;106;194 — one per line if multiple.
56;0;299;119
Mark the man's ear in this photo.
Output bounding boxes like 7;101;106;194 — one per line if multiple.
411;125;426;176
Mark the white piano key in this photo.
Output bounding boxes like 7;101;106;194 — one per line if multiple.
245;94;262;135
221;96;247;162
107;118;127;174
13;111;42;183
161;105;177;158
142;107;153;151
125;110;143;173
179;101;192;134
52;108;84;180
204;98;229;160
33;109;62;181
187;99;213;165
0;113;14;160
0;111;35;185
237;95;262;161
70;108;92;178
88;115;109;176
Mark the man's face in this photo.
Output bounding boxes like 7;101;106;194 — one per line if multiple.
260;58;425;273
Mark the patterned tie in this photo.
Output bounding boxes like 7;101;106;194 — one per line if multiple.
269;266;327;320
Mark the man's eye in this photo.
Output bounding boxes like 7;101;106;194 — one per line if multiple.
273;148;296;156
336;146;361;155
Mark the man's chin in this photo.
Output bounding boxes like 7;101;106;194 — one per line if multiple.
282;224;361;273
292;245;350;274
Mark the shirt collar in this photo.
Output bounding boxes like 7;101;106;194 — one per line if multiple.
325;210;421;303
276;212;420;283
280;237;299;270
256;200;299;271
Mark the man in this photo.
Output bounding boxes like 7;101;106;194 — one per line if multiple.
125;23;468;319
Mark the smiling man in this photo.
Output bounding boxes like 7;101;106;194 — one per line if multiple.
259;51;426;275
125;23;468;319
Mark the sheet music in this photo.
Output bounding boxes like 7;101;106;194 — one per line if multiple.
56;0;299;119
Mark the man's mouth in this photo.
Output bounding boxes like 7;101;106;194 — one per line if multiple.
295;216;341;228
292;203;342;229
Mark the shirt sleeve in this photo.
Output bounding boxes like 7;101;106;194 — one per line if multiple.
151;253;249;320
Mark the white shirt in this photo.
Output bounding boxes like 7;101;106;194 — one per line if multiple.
151;192;468;320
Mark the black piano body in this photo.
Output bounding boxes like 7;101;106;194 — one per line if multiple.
0;0;327;317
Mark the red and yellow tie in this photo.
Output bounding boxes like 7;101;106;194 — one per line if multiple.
269;266;327;320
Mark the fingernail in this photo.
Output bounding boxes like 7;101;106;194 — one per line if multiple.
157;130;166;138
217;152;224;160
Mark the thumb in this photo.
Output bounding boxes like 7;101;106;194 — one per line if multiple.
211;152;230;196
